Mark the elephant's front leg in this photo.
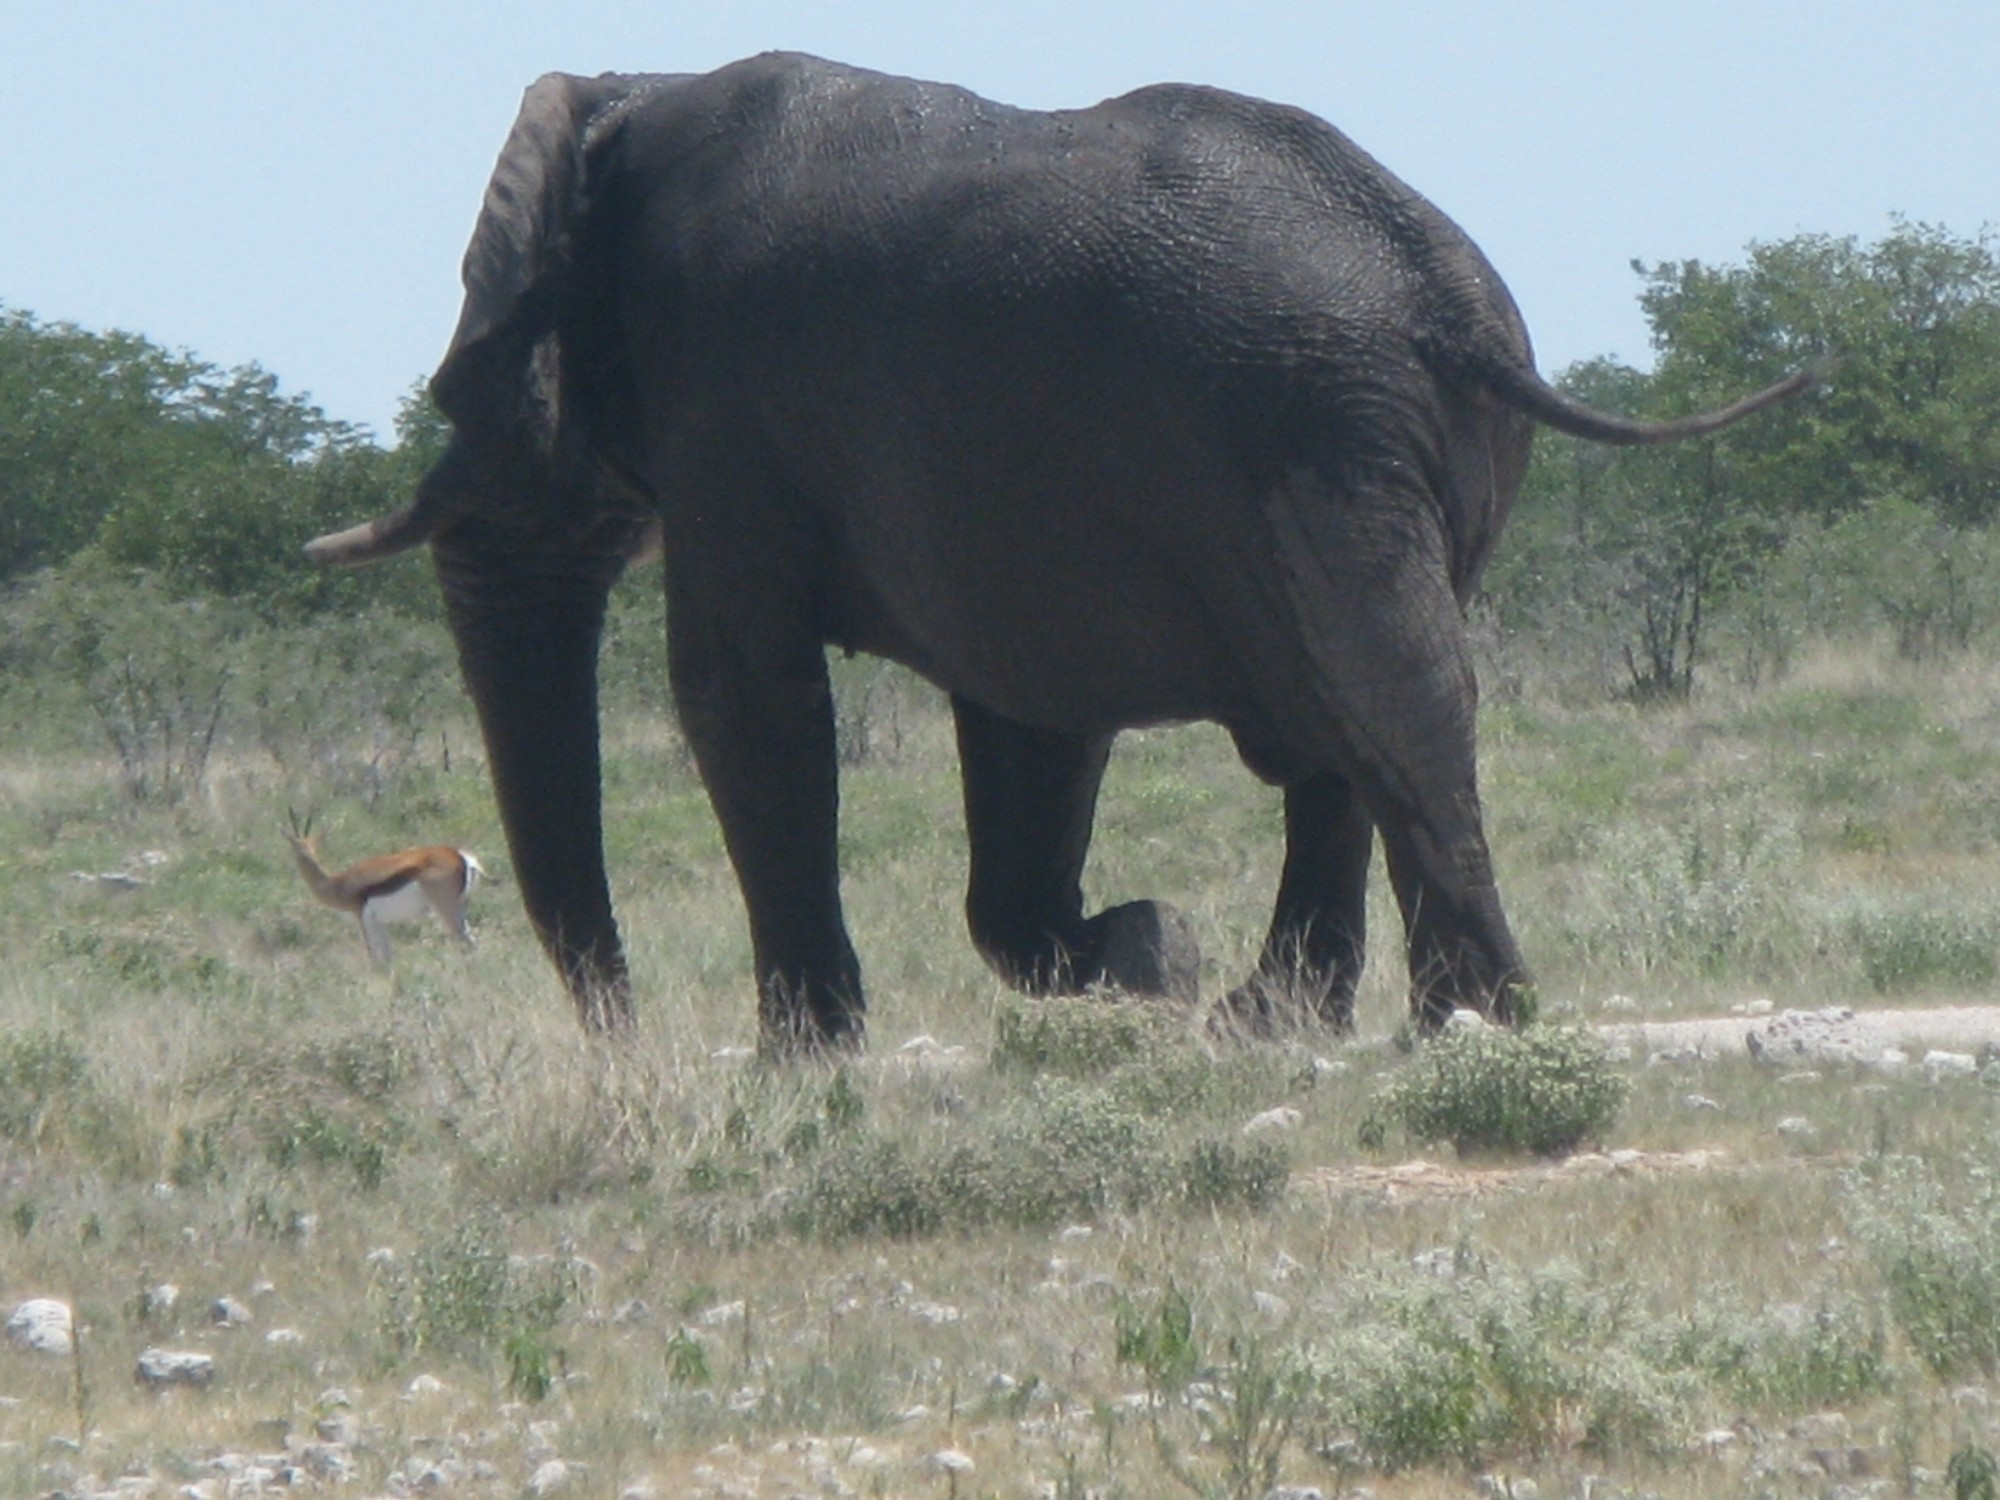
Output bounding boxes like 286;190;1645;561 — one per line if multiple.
1224;769;1374;1033
953;696;1199;1000
668;594;862;1056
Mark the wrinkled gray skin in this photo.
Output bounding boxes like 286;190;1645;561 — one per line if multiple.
310;54;1815;1051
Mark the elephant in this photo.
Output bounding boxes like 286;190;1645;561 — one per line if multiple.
307;53;1816;1051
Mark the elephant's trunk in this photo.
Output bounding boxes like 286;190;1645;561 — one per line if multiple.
436;529;632;1030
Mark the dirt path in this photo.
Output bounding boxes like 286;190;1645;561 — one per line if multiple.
1601;1001;2000;1065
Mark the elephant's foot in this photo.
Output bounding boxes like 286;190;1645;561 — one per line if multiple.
565;957;636;1034
1214;967;1356;1041
1080;900;1201;1003
1407;961;1531;1032
757;981;866;1061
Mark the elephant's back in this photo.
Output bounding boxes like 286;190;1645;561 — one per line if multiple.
608;54;1521;375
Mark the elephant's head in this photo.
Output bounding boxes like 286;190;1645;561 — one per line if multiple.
307;72;663;1029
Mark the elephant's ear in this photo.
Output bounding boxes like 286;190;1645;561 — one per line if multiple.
429;72;634;447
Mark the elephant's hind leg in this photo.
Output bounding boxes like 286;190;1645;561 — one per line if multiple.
1268;476;1529;1028
953;696;1199;1001
1223;769;1373;1034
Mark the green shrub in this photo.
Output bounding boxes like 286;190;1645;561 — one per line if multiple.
11;561;238;801
1314;1258;1688;1471
1360;1022;1627;1157
790;1079;1288;1241
378;1219;583;1361
184;1030;412;1189
1950;1443;2000;1500
0;1029;91;1149
1846;1153;2000;1378
1662;1295;1890;1409
1179;1136;1290;1212
992;994;1172;1077
1848;905;2000;993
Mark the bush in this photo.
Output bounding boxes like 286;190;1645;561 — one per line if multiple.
1313;1257;1689;1470
1847;904;2000;993
377;1218;584;1361
0;1030;92;1150
789;1078;1289;1240
991;994;1173;1077
1662;1294;1890;1409
1846;1152;2000;1378
1360;1022;1627;1158
11;561;237;801
242;611;458;802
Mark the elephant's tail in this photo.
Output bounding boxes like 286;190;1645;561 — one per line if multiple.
1478;356;1830;446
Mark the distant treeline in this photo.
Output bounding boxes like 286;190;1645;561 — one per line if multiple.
0;309;443;620
1487;220;2000;696
3;219;1998;698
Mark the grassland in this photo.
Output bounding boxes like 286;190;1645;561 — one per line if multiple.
3;630;2000;1498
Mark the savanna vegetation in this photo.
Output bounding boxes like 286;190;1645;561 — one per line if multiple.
3;221;2000;1497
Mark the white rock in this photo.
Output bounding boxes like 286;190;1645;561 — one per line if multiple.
1683;1094;1722;1111
1242;1106;1303;1135
404;1373;448;1398
1445;1008;1490;1031
908;1301;961;1326
528;1458;578;1495
1411;1247;1459;1277
264;1328;303;1345
299;1443;352;1481
1252;1290;1290;1319
698;1299;746;1327
924;1448;975;1475
1057;1224;1094;1242
142;1284;181;1318
1872;1048;1910;1073
134;1348;214;1389
5;1298;73;1356
1600;993;1640;1014
1925;1050;1978;1080
228;1463;278;1495
1776;1116;1816;1141
211;1296;253;1328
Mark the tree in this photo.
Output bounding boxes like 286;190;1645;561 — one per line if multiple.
1638;220;2000;524
1492;222;2000;692
0;305;437;620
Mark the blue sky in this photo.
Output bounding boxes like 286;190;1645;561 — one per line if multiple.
3;2;1991;441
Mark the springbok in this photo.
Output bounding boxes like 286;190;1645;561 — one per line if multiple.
284;808;486;966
